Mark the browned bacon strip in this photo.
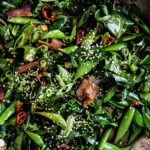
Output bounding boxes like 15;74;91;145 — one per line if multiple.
37;39;64;51
0;88;4;101
48;39;64;50
7;6;32;18
76;27;84;45
16;61;39;73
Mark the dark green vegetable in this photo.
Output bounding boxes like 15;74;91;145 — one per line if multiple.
14;133;24;150
24;130;45;149
8;17;43;24
43;30;66;39
142;107;150;130
59;45;78;54
134;109;144;127
102;142;120;150
98;128;112;150
15;23;35;47
128;124;141;144
57;65;72;83
105;42;128;51
34;112;67;129
0;100;17;125
0;0;150;149
74;60;98;80
115;107;135;143
120;33;142;41
131;15;150;34
103;85;117;102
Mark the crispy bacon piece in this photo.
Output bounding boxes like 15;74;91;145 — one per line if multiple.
7;6;32;18
0;88;4;102
37;39;64;51
76;77;100;108
76;27;84;45
36;40;49;47
49;39;64;50
60;144;71;150
16;61;39;73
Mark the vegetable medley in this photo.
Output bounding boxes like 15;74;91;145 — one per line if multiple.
0;0;150;149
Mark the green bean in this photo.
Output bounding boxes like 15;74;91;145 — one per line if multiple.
102;142;120;150
57;65;72;83
1;24;13;41
134;109;144;127
103;142;131;150
15;24;35;47
8;17;43;24
98;128;112;150
4;89;13;100
108;99;129;109
34;112;67;129
26;123;39;131
31;25;45;43
142;107;150;130
61;115;75;138
95;9;111;22
5;117;16;126
78;5;97;27
104;85;117;102
120;146;131;150
24;130;45;148
37;45;49;52
140;93;150;104
140;55;150;65
120;33;142;41
128;125;141;144
115;107;135;143
32;31;43;43
14;133;24;150
50;15;68;30
55;74;66;87
59;45;78;54
95;5;110;22
24;112;31;130
105;42;128;51
43;30;66;39
74;60;98;80
69;24;76;42
131;15;150;34
108;99;125;109
0;100;17;125
12;24;20;36
133;68;145;83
